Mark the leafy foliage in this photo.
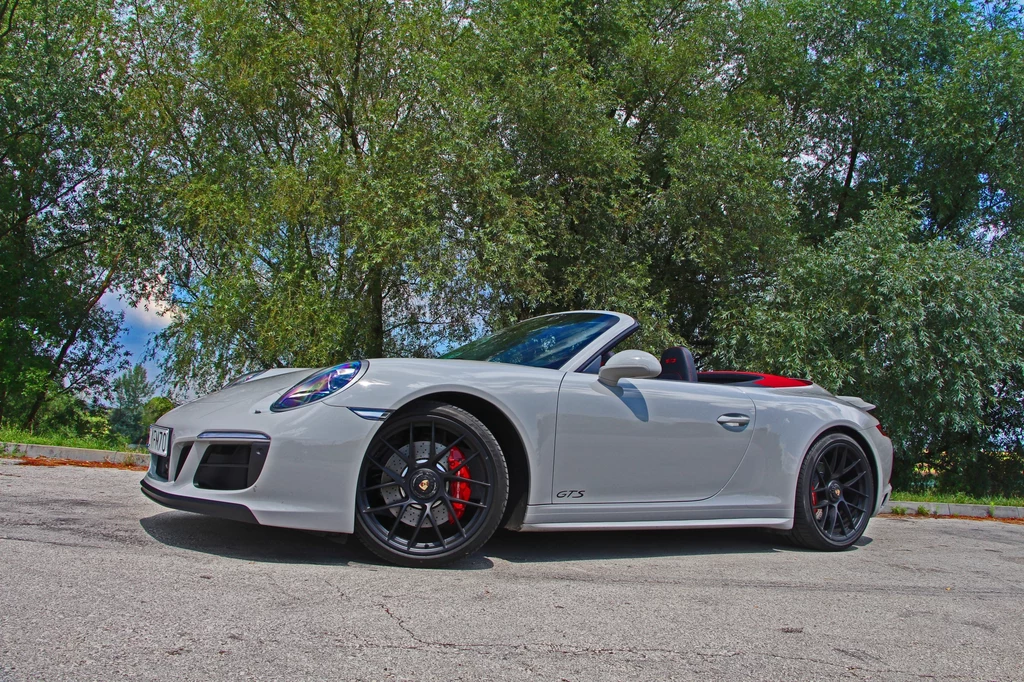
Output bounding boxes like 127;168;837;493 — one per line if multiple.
713;195;1024;490
0;0;158;426
142;396;175;431
109;364;154;443
121;0;552;391
0;424;136;453
25;391;117;443
1;0;1023;491
741;0;1024;241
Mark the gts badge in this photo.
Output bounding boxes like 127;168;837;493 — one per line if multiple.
556;489;585;499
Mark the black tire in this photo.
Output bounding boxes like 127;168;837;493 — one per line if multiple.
789;433;875;551
354;401;508;567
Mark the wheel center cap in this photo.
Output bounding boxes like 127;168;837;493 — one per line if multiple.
410;469;439;500
828;482;842;501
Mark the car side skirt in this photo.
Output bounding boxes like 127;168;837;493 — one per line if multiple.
520;500;794;530
518;517;792;531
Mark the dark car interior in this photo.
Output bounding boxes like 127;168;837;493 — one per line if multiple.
582;343;699;381
583;343;781;387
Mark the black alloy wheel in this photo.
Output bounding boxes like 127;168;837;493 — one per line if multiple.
790;433;875;551
354;401;508;567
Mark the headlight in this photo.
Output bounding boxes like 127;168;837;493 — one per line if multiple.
223;369;267;389
270;361;362;411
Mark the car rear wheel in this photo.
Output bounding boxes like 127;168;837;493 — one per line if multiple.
789;433;875;551
354;402;508;567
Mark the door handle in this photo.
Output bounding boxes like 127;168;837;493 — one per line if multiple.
717;414;751;429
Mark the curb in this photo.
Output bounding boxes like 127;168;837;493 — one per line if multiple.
1;441;145;466
881;499;1024;519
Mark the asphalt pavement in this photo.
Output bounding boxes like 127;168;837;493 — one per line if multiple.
1;458;1022;681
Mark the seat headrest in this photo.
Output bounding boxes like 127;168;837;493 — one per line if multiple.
659;346;698;382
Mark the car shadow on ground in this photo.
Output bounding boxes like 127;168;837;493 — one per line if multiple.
483;527;853;563
140;512;370;566
141;510;871;568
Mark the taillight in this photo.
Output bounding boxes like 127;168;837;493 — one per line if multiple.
875;423;888;438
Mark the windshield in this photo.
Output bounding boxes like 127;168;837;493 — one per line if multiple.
441;313;618;369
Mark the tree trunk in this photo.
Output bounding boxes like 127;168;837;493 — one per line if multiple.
367;267;384;358
22;258;120;428
834;131;861;231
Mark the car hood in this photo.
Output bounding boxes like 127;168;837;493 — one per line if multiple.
162;368;312;422
159;357;559;424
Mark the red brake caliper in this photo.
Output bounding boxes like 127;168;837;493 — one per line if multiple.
812;488;823;521
447;446;472;522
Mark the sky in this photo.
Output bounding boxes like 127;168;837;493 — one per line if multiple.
100;290;171;395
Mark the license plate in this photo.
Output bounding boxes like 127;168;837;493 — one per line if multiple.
148;425;171;456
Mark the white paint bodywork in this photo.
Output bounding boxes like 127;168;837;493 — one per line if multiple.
144;311;894;536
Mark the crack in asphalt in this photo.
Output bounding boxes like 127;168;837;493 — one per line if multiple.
0;535;104;550
373;606;742;659
374;604;965;679
485;567;1024;597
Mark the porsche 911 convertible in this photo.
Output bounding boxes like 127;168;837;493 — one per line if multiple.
142;311;893;567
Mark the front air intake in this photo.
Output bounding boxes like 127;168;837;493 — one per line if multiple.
174;443;192;481
193;442;269;490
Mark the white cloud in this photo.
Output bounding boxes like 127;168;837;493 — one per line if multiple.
100;289;175;331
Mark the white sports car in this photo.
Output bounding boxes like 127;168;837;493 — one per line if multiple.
143;311;893;567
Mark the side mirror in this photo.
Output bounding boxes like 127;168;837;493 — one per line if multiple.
598;350;661;386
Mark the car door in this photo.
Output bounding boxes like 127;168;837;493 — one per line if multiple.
551;373;756;503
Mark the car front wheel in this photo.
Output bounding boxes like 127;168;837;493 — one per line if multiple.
354;401;508;567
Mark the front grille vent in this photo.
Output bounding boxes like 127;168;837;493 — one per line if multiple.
174;443;192;481
153;454;169;481
193;442;269;491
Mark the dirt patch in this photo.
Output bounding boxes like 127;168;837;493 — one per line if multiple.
878;512;1024;526
16;456;147;472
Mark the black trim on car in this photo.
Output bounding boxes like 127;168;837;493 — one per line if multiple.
573;321;640;373
140;478;259;525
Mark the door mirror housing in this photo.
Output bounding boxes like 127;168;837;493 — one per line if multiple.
598;350;661;386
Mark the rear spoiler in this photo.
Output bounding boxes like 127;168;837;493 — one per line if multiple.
836;396;876;412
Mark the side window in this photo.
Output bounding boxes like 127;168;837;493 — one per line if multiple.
581;351;615;375
574;322;638;374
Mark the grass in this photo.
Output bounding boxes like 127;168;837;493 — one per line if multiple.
891;490;1024;508
0;426;142;454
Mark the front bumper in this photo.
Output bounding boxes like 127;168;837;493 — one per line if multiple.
141;397;384;534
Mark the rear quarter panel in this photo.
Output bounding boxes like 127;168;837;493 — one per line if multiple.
717;388;889;517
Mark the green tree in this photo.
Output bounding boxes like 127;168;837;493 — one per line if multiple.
31;391;114;442
109;364;154;443
713;196;1024;491
466;0;794;352
141;396;175;432
119;0;552;391
0;0;157;427
741;0;1024;242
479;0;800;353
110;0;1024;495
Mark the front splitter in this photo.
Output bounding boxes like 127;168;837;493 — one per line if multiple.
141;478;259;525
